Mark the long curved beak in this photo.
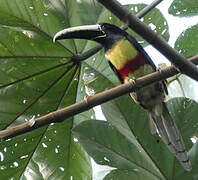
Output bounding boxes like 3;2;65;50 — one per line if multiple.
53;24;105;42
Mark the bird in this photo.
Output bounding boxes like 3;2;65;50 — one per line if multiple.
53;23;191;171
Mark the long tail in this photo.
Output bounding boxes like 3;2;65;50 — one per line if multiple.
148;102;191;171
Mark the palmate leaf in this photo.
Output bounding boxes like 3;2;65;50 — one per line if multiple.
0;0;104;179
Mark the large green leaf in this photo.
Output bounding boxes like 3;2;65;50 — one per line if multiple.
174;24;198;58
104;169;161;180
73;97;198;179
168;0;198;17
103;142;198;180
73;120;165;180
0;0;105;179
100;97;198;179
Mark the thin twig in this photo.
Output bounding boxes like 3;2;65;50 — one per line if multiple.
76;0;163;62
97;0;198;81
0;56;197;141
77;45;103;62
122;0;163;30
137;0;163;18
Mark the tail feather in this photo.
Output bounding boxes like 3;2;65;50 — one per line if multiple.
149;103;192;171
148;113;157;135
150;113;179;155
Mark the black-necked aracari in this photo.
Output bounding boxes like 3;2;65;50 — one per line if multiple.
53;23;191;171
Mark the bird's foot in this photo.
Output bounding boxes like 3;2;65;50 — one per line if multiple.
128;77;136;84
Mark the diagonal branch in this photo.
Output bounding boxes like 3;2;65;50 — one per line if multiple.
97;0;198;81
0;56;197;141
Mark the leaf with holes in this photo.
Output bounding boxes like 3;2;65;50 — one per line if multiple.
168;0;198;17
0;0;104;179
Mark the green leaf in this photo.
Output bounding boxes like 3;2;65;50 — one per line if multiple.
174;24;198;58
168;0;198;17
0;0;105;179
73;120;165;180
104;169;158;180
100;97;198;179
103;143;198;180
99;3;169;47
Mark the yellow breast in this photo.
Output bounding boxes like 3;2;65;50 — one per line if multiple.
105;39;138;69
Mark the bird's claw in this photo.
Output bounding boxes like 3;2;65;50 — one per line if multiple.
128;77;136;84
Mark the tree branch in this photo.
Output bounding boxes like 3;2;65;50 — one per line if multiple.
0;56;197;141
97;0;198;81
